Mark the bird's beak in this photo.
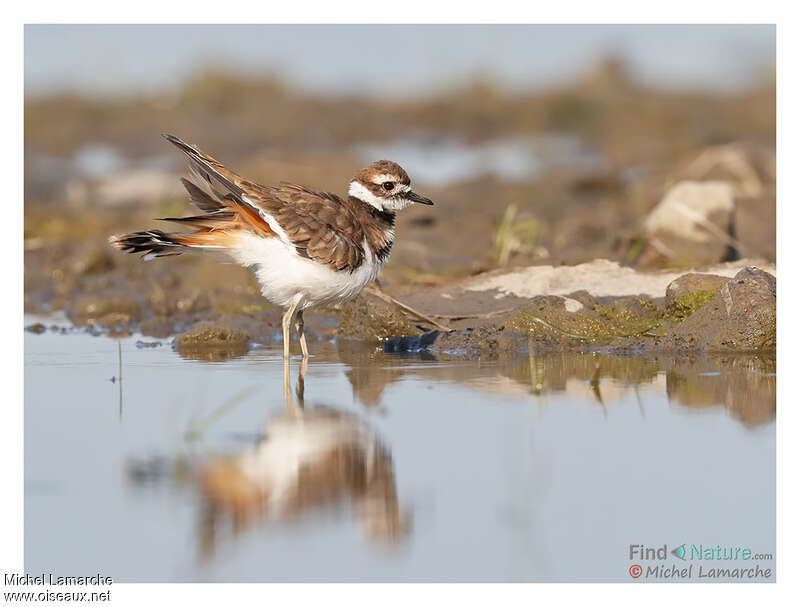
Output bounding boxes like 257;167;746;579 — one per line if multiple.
406;190;434;205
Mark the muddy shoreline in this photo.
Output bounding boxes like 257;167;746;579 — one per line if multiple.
25;246;775;360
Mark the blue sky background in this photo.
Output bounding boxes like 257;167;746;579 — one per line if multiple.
25;24;775;98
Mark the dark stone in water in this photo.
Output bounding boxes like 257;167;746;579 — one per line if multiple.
136;340;162;349
383;330;440;353
125;456;173;484
175;320;251;361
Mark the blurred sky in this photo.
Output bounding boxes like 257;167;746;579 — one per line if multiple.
25;24;775;98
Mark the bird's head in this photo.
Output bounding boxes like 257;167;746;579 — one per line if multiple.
349;160;433;212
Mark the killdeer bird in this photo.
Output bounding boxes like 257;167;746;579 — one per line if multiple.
112;134;433;359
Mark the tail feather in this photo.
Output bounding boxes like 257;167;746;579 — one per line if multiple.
156;210;236;230
111;228;236;260
110;230;188;259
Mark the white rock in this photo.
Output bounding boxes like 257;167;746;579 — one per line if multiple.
463;258;775;300
643;180;737;264
644;181;734;242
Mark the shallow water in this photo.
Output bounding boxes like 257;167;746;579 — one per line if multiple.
24;327;775;582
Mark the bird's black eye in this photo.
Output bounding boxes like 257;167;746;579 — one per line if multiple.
382;182;395;191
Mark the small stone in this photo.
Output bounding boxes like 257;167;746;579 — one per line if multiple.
665;273;729;320
135;340;162;349
175;321;251;361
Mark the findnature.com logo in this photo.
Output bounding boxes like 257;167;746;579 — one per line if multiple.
627;544;774;580
670;544;772;561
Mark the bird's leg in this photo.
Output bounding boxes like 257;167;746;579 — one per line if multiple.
281;308;292;360
281;297;301;360
281;295;304;415
295;310;309;359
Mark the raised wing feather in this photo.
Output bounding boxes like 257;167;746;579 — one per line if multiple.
163;134;366;272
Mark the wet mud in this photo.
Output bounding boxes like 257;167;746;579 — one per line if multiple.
25;237;775;360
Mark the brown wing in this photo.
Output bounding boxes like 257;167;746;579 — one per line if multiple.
163;134;365;272
246;183;366;272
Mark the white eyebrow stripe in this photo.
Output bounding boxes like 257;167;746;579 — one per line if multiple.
370;174;399;184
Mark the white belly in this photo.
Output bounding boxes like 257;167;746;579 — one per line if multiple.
230;233;383;309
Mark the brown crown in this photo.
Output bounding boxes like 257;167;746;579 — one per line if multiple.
353;160;411;189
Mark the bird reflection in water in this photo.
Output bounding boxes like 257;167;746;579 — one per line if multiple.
198;357;410;558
